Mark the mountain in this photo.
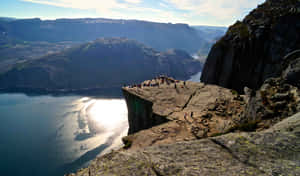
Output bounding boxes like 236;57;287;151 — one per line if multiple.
192;25;227;43
191;25;227;62
0;38;201;93
0;41;76;74
0;17;17;22
201;0;300;92
0;18;209;54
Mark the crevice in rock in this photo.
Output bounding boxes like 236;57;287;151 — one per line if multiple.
182;88;201;111
142;152;165;176
165;87;202;118
151;165;164;176
210;138;266;174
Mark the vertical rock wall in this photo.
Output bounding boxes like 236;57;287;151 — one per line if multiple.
201;0;300;93
122;89;168;134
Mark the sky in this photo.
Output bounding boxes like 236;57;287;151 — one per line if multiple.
0;0;265;26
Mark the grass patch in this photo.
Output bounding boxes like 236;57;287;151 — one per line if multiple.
231;89;239;96
228;120;259;132
227;21;250;39
122;137;133;149
210;133;225;137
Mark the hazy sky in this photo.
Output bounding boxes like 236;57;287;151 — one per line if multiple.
0;0;265;26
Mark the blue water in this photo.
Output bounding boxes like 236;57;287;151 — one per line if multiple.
0;94;128;176
188;71;202;82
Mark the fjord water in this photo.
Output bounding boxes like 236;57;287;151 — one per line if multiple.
0;93;128;176
188;71;202;82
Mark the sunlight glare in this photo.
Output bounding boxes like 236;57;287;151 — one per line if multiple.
88;99;128;130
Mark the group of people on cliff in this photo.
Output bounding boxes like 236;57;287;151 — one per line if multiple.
125;75;186;89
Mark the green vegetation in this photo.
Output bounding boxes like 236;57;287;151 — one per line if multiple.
228;120;259;132
0;43;13;49
122;137;133;149
210;133;225;137
14;62;30;71
231;89;238;96
227;21;250;39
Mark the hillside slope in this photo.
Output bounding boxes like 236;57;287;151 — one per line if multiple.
0;38;201;92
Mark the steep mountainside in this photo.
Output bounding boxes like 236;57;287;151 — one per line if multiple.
0;18;208;54
201;0;300;92
0;41;76;74
0;38;201;92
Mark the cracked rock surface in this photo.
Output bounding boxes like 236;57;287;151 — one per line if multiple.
122;77;246;150
69;112;300;176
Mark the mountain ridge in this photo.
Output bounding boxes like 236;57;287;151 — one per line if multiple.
0;38;202;94
0;17;209;54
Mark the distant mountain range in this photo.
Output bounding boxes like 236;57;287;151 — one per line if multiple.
0;17;225;54
192;25;227;42
191;25;227;55
0;17;17;22
0;38;201;93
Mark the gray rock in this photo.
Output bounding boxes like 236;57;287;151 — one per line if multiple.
69;113;300;176
282;57;300;87
201;0;300;93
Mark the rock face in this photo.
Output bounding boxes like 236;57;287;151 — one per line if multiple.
122;77;246;149
68;74;300;176
201;0;300;92
243;77;300;129
241;50;300;130
69;112;300;176
68;1;300;175
0;38;201;93
122;89;168;134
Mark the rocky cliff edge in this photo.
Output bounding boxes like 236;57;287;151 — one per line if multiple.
201;0;300;93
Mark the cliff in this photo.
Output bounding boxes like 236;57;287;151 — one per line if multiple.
68;51;300;176
67;1;300;175
201;0;300;92
121;77;248;149
68;67;300;175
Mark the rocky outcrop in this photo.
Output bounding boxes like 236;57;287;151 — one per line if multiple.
201;0;300;92
68;66;300;175
121;77;246;149
241;54;300;130
68;74;300;176
68;112;300;176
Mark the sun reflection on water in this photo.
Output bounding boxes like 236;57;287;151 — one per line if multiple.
88;99;128;130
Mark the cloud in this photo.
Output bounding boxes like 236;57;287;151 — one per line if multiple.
164;0;265;21
21;0;127;12
123;0;142;4
20;0;265;26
